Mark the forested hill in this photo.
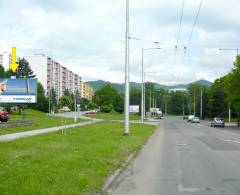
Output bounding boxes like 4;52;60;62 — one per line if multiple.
86;79;212;92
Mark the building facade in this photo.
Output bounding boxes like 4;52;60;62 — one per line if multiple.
80;81;94;101
25;54;93;99
0;52;12;70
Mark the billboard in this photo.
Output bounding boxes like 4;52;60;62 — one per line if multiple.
129;105;139;113
0;78;37;103
150;108;160;112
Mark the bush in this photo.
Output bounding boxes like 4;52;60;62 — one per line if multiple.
101;104;114;113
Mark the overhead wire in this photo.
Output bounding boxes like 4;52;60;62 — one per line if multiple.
172;0;186;78
185;0;204;54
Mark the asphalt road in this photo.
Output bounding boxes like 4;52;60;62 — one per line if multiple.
107;117;240;195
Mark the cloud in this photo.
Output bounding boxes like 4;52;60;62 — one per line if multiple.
0;0;240;84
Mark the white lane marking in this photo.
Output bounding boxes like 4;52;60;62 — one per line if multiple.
222;139;240;144
177;184;200;192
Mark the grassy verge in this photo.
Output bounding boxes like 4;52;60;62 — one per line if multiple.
0;122;156;194
85;112;140;120
0;109;85;135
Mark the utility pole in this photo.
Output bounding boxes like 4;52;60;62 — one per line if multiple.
165;96;167;116
182;94;185;117
149;83;151;112
141;48;160;123
124;0;130;135
143;73;146;119
141;49;144;123
194;92;196;116
229;102;231;123
200;88;203;119
74;90;77;123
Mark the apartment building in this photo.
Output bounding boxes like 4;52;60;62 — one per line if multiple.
25;54;83;99
80;81;94;101
0;52;12;70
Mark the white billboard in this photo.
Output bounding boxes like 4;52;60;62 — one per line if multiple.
129;105;139;113
150;108;160;112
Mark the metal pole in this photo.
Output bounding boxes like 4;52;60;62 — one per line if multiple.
143;73;146;119
124;0;130;135
183;94;185;117
194;92;196;116
141;48;144;123
229;102;231;123
149;84;151;112
200;88;203;119
74;90;77;123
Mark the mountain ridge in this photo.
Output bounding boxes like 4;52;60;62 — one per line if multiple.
86;79;212;92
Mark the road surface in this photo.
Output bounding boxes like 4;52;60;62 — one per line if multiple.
107;117;240;195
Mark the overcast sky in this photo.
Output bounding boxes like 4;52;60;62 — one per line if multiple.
1;0;240;85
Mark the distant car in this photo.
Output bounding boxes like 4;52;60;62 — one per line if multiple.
187;115;195;122
191;117;200;123
0;111;9;122
211;118;225;128
86;110;97;115
183;115;188;120
156;110;163;119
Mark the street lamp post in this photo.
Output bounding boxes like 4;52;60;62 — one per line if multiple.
200;88;203;119
124;0;130;135
141;48;161;123
74;90;77;123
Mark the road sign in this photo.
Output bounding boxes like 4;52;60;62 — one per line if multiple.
9;47;19;73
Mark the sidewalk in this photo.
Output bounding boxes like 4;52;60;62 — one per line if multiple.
0;120;101;142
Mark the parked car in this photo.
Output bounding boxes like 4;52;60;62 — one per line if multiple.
0;111;9;122
187;115;195;122
211;118;225;127
191;117;200;123
183;115;188;120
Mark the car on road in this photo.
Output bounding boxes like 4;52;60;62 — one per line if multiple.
86;110;97;115
183;115;188;120
211;118;225;127
191;117;200;123
187;115;195;122
0;111;9;122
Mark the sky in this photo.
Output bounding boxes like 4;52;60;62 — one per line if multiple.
1;0;240;85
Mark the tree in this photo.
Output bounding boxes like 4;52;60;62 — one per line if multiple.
0;64;5;77
208;77;227;118
168;91;183;115
15;58;35;78
30;82;48;112
64;89;71;96
59;96;73;108
93;84;123;112
49;88;57;112
224;55;240;126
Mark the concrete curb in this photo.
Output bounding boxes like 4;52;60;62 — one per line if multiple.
102;123;159;194
102;152;136;193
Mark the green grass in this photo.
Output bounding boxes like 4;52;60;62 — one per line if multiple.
85;112;141;120
0;122;156;194
0;109;85;136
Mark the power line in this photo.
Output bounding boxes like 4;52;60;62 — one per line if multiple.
172;0;186;78
176;0;186;46
186;0;204;47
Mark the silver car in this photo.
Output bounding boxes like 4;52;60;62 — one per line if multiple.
191;117;200;123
